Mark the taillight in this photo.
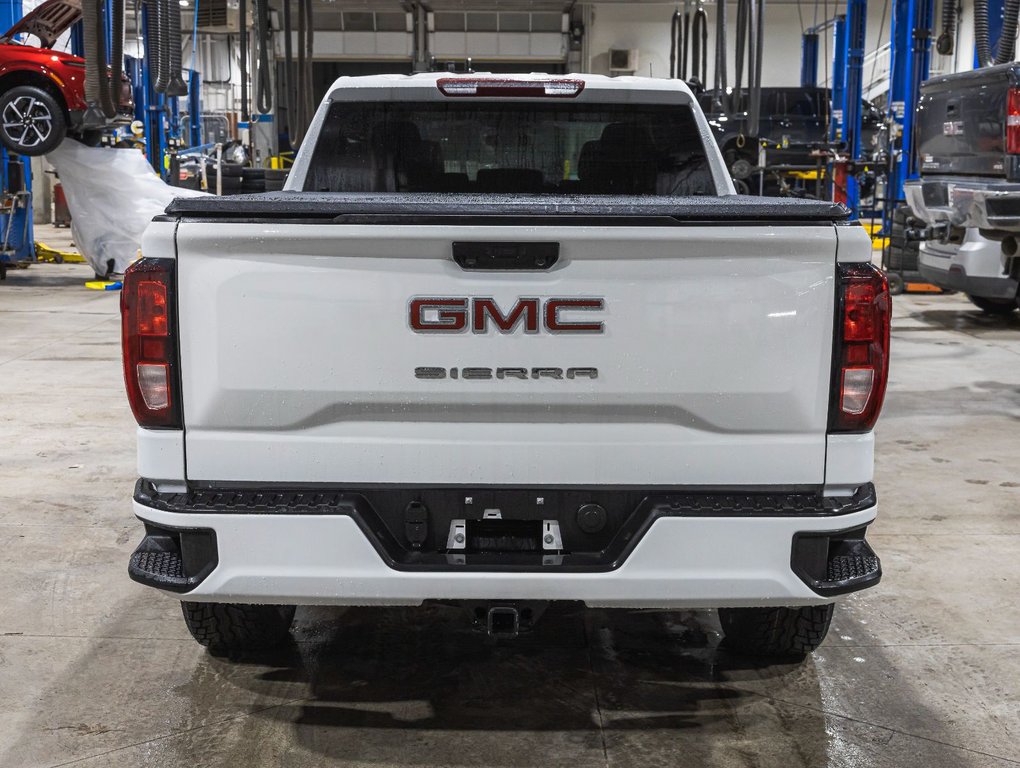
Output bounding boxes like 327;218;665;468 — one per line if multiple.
830;262;890;432
436;78;584;98
121;258;180;428
1008;88;1020;154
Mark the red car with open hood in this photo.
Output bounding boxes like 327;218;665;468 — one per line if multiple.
0;0;132;155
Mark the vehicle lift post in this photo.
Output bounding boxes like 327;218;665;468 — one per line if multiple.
0;0;34;280
801;32;819;87
887;0;934;228
835;0;866;218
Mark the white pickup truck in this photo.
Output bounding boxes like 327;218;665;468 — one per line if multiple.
124;73;888;660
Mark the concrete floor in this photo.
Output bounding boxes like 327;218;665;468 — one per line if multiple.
1;259;1018;768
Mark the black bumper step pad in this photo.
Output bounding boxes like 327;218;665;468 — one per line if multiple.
130;549;186;581
792;526;882;597
827;554;880;583
128;523;218;593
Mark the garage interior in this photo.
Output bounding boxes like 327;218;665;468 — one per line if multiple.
1;0;1019;766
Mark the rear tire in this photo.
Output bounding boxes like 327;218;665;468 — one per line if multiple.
0;85;67;156
181;601;296;657
719;604;834;659
967;294;1017;315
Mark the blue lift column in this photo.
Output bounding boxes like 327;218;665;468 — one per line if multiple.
842;0;867;216
888;0;934;215
801;33;820;87
0;0;34;273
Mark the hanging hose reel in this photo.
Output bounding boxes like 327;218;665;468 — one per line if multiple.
81;0;107;128
165;0;188;96
669;7;681;79
253;0;273;114
713;0;727;103
995;0;1020;64
974;0;993;66
690;2;708;86
936;0;957;56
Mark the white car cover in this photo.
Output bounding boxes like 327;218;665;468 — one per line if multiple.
46;141;207;276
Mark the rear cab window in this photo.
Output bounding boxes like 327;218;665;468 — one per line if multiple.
304;101;716;196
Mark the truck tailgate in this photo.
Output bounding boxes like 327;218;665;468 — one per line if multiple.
916;64;1017;178
174;214;839;487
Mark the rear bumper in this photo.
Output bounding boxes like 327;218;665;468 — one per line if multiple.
918;261;1019;298
919;237;1019;298
905;177;1020;232
130;484;880;608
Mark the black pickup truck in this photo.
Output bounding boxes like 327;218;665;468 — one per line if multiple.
906;64;1020;250
697;87;885;183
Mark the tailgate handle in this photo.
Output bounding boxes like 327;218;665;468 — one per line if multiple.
452;241;559;271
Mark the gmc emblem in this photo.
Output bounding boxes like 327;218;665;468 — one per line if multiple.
409;297;605;334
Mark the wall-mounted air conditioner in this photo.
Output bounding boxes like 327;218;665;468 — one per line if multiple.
608;48;638;73
195;0;241;33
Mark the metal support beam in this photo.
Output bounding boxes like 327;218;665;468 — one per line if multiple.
801;32;819;87
830;15;848;144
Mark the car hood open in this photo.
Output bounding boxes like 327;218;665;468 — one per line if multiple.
1;0;81;49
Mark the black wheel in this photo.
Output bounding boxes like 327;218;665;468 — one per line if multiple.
725;148;756;181
967;294;1017;315
181;601;296;657
719;603;834;658
0;85;67;156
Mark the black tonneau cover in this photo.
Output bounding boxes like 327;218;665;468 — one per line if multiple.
165;192;850;223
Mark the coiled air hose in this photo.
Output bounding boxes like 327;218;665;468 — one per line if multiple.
747;0;764;139
103;0;124;118
974;0;993;67
282;0;293;132
733;0;750;112
995;0;1020;64
714;0;727;94
292;0;314;145
144;0;162;93
670;7;681;79
81;0;106;128
239;0;249;121
254;0;272;114
681;3;690;79
165;0;188;96
155;0;170;92
936;0;957;55
690;3;708;84
294;0;306;144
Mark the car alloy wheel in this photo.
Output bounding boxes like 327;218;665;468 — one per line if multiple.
2;94;54;150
